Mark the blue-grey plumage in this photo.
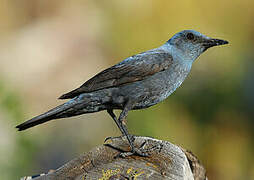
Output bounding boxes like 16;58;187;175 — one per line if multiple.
16;30;228;156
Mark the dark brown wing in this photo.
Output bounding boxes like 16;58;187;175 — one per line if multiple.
59;49;173;99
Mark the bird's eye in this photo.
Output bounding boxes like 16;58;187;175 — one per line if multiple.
186;33;195;40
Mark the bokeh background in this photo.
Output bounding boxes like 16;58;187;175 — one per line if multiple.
0;0;253;179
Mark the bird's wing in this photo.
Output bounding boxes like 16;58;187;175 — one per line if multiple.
59;49;173;99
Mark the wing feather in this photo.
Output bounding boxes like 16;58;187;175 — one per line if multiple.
59;49;173;99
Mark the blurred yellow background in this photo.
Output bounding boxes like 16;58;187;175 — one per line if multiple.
0;0;253;179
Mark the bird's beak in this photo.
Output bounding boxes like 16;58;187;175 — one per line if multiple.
203;38;229;50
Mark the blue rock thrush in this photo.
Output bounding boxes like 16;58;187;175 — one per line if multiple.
16;30;228;156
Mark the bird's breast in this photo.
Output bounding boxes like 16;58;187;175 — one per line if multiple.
158;62;191;98
132;62;192;109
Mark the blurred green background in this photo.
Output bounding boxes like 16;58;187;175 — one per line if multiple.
0;0;253;179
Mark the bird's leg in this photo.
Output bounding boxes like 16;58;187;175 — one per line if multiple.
106;103;149;157
118;108;150;157
105;109;135;143
105;109;125;142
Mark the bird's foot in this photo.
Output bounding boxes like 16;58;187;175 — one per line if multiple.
117;140;158;158
118;147;149;158
104;136;159;158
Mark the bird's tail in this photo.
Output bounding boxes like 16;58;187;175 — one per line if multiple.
16;98;83;131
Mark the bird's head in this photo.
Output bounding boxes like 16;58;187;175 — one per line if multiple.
167;30;228;61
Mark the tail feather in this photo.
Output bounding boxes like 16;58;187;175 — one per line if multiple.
16;99;78;131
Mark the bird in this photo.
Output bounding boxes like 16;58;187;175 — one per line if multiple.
16;30;228;157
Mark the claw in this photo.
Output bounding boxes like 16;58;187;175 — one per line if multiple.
118;147;150;157
104;135;135;143
104;135;123;143
104;136;119;143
